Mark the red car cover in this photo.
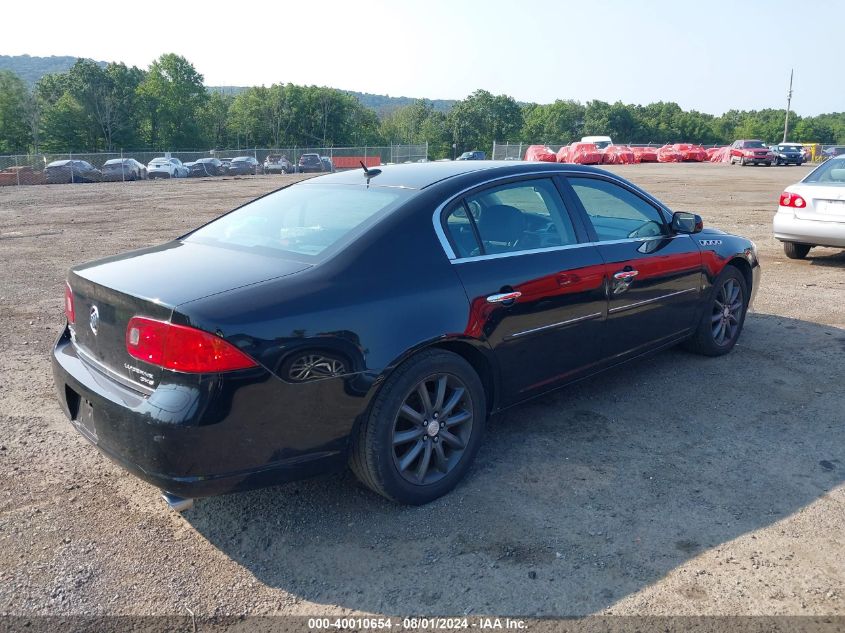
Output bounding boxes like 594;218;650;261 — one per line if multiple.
602;145;636;164
524;145;557;162
631;146;659;163
657;145;684;163
707;147;731;163
565;143;603;165
673;143;708;162
555;146;570;163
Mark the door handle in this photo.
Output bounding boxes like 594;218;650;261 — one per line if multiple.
486;291;522;304
613;270;639;280
557;273;579;286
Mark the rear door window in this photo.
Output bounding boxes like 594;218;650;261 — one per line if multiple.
444;178;578;257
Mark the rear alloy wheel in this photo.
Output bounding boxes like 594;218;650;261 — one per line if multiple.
683;265;748;357
350;349;486;504
784;242;811;259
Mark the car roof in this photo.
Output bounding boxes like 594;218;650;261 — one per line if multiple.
303;160;606;190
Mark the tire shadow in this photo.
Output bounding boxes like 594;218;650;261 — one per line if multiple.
185;313;845;616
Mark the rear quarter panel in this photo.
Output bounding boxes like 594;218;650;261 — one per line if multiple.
175;189;476;420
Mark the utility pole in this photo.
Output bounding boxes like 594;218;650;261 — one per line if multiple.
783;69;793;143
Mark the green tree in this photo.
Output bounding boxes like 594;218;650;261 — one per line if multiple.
67;59;145;150
521;99;585;143
40;92;90;152
380;99;448;156
447;89;523;154
201;91;234;149
138;54;208;148
0;71;31;153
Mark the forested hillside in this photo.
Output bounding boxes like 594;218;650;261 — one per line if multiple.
0;53;843;157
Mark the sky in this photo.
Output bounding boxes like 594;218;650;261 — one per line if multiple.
2;0;843;115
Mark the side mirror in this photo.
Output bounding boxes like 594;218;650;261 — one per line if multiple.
671;211;703;234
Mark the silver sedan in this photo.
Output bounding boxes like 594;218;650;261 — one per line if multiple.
773;156;845;258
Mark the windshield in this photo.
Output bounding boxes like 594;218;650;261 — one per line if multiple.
803;157;845;184
185;184;412;259
742;141;767;149
593;141;611;149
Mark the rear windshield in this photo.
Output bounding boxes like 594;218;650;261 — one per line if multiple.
185;184;412;259
803;157;845;184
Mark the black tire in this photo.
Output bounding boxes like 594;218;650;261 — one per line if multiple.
765;161;772;166
783;242;811;259
683;265;749;357
350;349;486;505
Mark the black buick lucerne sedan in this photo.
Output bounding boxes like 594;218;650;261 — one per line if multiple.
53;161;760;508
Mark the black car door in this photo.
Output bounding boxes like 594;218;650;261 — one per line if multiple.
442;176;608;406
562;175;703;361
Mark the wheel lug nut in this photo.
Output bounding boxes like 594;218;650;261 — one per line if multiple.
440;422;444;427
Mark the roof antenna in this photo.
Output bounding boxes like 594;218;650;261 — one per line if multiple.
360;160;382;185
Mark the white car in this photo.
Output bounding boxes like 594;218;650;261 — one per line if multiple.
773;156;845;259
580;135;613;150
147;157;189;179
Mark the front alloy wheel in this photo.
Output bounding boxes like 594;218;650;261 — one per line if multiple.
391;373;474;485
683;265;748;357
711;277;743;347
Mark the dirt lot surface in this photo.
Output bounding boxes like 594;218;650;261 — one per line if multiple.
0;165;843;618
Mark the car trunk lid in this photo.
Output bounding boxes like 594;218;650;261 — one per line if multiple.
68;241;311;389
795;184;845;222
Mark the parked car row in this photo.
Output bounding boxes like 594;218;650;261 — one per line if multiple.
39;153;340;185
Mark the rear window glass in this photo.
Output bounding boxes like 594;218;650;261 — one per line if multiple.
803;157;845;184
185;184;411;259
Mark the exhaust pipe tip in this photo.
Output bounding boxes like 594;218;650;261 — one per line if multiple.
161;492;194;513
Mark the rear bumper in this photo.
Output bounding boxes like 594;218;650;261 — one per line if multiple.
51;327;362;497
773;212;845;248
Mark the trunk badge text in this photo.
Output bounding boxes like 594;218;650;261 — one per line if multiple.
89;305;100;336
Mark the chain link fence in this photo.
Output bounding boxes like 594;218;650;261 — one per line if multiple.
0;144;429;186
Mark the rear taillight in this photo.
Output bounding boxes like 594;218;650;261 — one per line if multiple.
779;192;806;208
125;317;258;373
64;282;75;324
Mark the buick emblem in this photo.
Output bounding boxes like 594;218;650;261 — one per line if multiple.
89;305;100;335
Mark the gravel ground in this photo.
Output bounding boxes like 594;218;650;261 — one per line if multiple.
0;165;843;618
